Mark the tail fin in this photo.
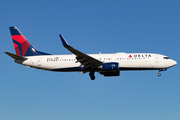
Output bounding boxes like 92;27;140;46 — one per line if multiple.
9;26;50;56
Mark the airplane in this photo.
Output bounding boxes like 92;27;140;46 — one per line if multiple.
5;26;177;80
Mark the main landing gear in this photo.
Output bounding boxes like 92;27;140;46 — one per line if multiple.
89;71;95;80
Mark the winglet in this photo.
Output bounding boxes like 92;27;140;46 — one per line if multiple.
59;34;70;47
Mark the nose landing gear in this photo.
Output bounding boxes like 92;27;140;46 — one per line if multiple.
158;68;167;76
158;72;161;76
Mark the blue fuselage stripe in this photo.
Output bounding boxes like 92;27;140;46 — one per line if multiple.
51;67;164;72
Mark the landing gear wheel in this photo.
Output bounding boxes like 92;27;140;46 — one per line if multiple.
90;75;95;80
89;71;95;80
158;73;161;76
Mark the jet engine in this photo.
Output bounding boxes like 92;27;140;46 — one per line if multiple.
98;62;119;70
98;62;120;76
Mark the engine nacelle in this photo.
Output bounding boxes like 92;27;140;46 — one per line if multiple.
100;71;120;76
99;62;119;70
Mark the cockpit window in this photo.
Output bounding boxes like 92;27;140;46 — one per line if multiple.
163;57;170;59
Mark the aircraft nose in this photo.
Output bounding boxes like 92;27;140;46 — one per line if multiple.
171;60;177;66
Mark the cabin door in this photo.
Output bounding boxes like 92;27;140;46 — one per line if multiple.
37;58;41;67
155;56;159;63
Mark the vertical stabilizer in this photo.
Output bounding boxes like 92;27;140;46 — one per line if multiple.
9;26;50;56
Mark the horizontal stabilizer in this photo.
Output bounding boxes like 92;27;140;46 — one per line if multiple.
4;52;28;60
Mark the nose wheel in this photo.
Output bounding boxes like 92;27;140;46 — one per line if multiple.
158;72;161;76
89;71;95;80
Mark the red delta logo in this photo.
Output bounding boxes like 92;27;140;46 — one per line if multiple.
128;55;132;58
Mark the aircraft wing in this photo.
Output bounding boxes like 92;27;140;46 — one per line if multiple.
59;35;103;68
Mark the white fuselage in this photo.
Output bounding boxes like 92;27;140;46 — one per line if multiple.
16;52;177;72
7;27;177;79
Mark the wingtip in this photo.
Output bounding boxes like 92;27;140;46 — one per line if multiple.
59;34;70;47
